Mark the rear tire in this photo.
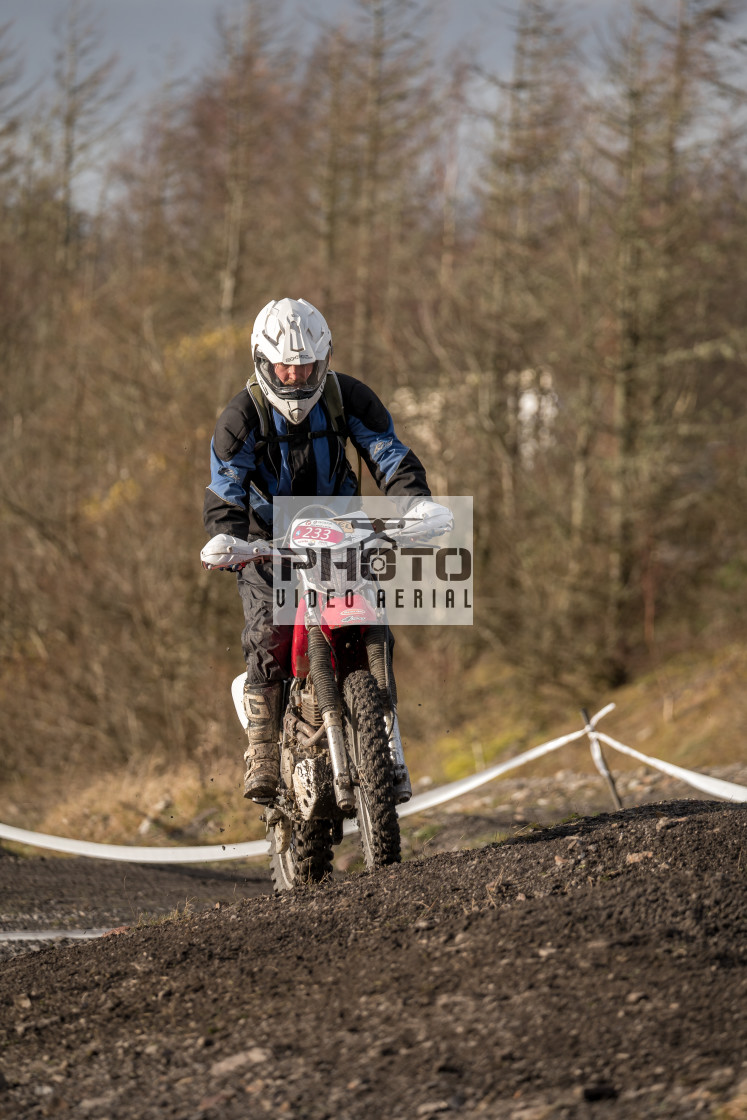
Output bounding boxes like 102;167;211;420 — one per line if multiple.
343;670;401;869
269;819;334;893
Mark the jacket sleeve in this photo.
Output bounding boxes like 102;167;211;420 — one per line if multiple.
338;373;431;498
203;393;272;540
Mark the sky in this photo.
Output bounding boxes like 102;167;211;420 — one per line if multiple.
3;0;520;109
6;0;746;111
1;0;531;206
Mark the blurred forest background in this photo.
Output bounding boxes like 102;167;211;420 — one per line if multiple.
1;0;746;836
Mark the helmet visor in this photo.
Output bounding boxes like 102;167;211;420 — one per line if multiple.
255;352;329;400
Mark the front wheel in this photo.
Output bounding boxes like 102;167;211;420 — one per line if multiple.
269;819;334;893
343;670;401;870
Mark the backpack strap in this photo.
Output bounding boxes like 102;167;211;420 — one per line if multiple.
322;372;345;437
324;373;362;495
246;374;271;443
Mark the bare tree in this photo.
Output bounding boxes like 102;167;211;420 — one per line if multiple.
340;0;436;383
0;21;29;181
51;0;128;269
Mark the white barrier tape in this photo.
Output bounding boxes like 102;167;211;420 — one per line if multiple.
395;705;617;819
1;703;745;862
396;725;592;817
0;823;269;863
594;731;747;803
0;928;110;943
0;711;605;860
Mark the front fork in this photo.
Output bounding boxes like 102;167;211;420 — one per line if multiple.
323;711;356;811
384;709;412;804
307;626;356;811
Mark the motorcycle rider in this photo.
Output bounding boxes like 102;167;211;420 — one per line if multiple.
203;297;446;802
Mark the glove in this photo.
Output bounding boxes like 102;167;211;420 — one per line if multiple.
402;499;454;542
200;534;272;571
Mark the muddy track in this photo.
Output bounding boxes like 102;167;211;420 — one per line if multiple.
1;798;747;1119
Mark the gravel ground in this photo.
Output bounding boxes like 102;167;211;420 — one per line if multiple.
2;792;747;1119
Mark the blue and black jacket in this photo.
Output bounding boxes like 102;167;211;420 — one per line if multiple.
203;371;431;541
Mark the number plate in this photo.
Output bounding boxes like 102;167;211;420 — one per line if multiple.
291;519;346;547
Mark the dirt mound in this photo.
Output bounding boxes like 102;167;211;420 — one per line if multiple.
2;799;747;1119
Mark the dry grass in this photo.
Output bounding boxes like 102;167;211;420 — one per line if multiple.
31;751;265;848
406;640;747;786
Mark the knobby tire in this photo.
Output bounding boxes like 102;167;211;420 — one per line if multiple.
269;819;334;893
343;670;401;869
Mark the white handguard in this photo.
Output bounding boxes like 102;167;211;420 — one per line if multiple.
403;499;454;542
200;534;272;571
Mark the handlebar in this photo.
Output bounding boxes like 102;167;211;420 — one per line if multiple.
200;505;453;572
200;527;443;572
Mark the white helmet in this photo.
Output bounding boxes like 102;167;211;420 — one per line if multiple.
250;297;332;425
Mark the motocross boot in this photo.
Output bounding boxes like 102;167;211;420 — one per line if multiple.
243;682;282;802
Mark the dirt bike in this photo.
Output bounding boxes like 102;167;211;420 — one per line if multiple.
202;503;451;892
